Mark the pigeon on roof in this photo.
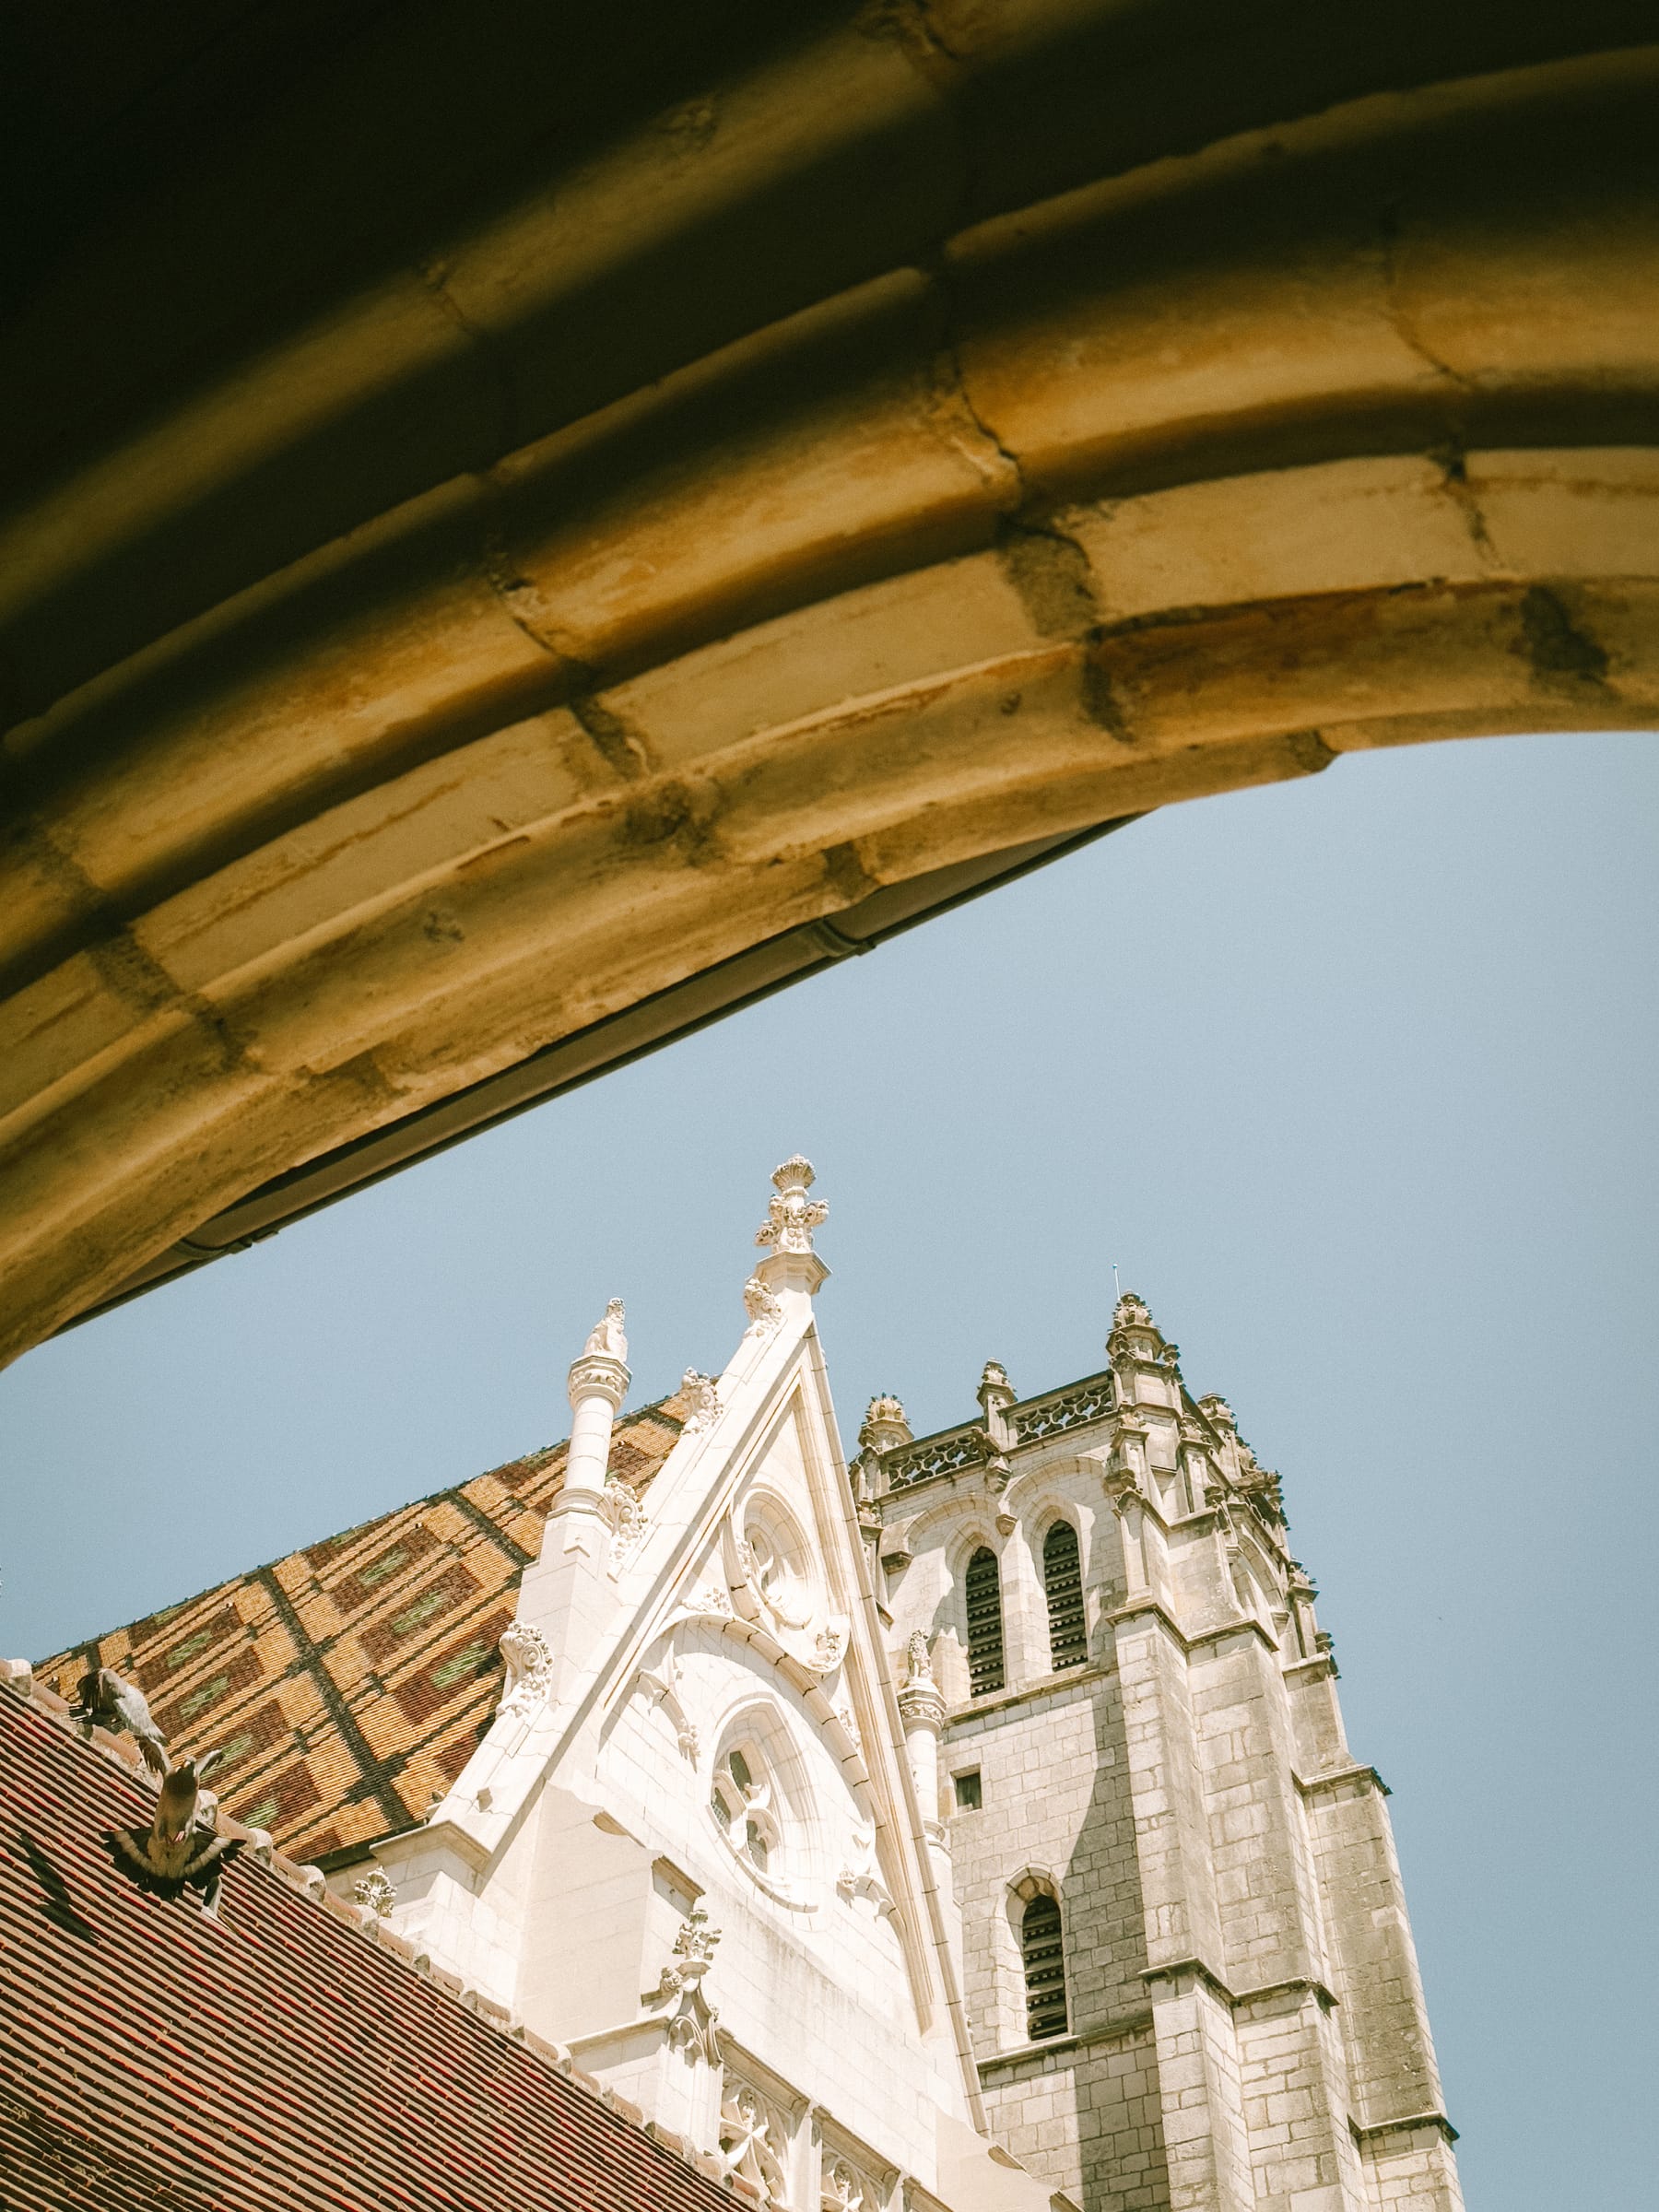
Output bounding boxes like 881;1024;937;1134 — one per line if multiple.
106;1749;244;1916
73;1665;169;1774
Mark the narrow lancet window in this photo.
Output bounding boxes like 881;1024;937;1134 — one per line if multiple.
964;1547;1005;1696
1042;1520;1088;1671
1022;1893;1068;2041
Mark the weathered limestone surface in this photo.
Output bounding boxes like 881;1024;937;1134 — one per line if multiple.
873;1301;1465;2212
344;1162;1064;2210
3;4;1658;1356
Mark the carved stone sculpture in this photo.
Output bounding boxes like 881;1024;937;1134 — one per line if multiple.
754;1154;827;1255
679;1370;720;1432
353;1868;396;1918
498;1619;555;1715
742;1273;783;1338
719;2079;791;2206
583;1297;628;1358
601;1476;649;1565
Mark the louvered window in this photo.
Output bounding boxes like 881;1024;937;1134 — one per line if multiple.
1043;1520;1088;1671
1022;1893;1068;2041
964;1547;1005;1696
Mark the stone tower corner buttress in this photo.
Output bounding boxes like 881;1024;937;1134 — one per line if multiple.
868;1293;1465;2212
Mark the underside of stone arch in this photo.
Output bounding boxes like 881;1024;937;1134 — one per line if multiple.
2;2;1655;1360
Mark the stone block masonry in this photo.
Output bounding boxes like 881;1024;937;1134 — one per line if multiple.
871;1297;1465;2212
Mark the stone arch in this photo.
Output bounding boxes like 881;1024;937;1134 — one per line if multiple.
4;14;1656;1360
989;1866;1074;2053
960;1542;1008;1702
1036;1516;1088;1676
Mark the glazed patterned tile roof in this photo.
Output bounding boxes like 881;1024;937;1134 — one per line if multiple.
37;1396;688;1863
0;1682;731;2212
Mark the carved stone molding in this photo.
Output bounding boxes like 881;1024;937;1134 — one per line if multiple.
636;1659;700;1762
601;1475;649;1567
687;1578;735;1621
498;1619;555;1716
679;1369;721;1432
665;1983;722;2069
835;1819;897;1921
719;2077;794;2206
1010;1369;1116;1442
821;2152;881;2212
742;1273;784;1340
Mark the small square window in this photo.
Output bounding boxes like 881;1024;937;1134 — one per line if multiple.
954;1770;982;1811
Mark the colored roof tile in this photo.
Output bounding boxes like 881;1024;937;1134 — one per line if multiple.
37;1400;687;1862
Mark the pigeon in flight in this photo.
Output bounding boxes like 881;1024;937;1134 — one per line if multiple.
73;1665;170;1775
106;1751;245;1917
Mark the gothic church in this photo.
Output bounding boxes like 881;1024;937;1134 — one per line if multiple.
43;1159;1463;2212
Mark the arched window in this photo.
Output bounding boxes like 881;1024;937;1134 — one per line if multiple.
1042;1520;1087;1671
710;1738;779;1876
1021;1893;1068;2041
964;1547;1005;1696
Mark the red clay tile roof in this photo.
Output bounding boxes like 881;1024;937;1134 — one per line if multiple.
36;1399;688;1863
0;1682;730;2212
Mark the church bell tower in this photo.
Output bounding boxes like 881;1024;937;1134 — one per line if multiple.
865;1295;1463;2212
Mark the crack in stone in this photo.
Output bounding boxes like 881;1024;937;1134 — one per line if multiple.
415;255;519;462
5;814;244;1055
1377;204;1476;395
1427;439;1497;564
477;519;571;666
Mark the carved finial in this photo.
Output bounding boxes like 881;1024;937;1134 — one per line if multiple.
353;1869;396;1918
754;1155;827;1255
583;1298;628;1359
673;1904;721;1971
1108;1289;1179;1371
859;1394;912;1451
977;1360;1017;1448
647;1904;723;2004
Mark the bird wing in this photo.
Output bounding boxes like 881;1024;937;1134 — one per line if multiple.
106;1826;155;1877
104;1828;244;1900
180;1835;245;1885
105;1827;190;1898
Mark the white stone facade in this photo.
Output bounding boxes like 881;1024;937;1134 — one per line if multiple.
335;1177;1462;2212
868;1301;1464;2212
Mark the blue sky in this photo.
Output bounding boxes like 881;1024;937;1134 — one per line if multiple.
6;727;1654;2209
